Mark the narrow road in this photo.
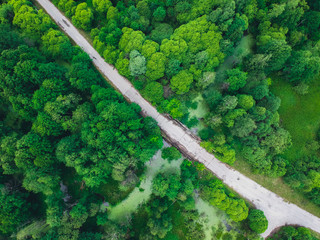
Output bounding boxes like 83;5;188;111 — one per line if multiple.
36;0;320;237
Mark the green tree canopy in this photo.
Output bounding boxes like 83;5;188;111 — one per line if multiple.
225;68;247;92
72;3;93;31
170;70;193;94
248;209;268;233
161;147;182;161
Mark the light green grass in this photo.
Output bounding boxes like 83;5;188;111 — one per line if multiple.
270;77;320;161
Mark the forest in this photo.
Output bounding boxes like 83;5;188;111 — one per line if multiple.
0;0;320;239
47;0;320;212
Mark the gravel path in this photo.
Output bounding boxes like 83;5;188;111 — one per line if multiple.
36;0;320;237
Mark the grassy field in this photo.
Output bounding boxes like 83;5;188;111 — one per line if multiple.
270;77;320;161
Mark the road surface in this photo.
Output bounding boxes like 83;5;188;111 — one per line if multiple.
36;0;320;237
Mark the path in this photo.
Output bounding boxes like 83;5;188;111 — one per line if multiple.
35;0;320;237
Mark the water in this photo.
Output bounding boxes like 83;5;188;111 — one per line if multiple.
108;144;183;222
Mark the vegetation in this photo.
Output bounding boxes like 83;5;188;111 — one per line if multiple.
268;226;319;240
49;0;320;211
1;0;320;239
0;1;162;237
0;0;274;239
248;209;268;234
161;146;182;162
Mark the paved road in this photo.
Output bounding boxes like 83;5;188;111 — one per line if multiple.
36;0;320;237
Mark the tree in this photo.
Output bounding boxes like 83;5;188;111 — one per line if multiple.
152;173;182;200
129;50;146;76
69;53;100;91
225;68;247;92
303;10;320;41
203;88;222;110
115;54;130;77
261;128;292;155
171;15;224;68
215;144;236;165
258;39;292;72
146;198;173;239
195;51;209;69
15;132;55;168
118;27;145;53
106;6;118;21
32;111;64;137
225;13;248;43
32;78;69;111
137;0;151;18
161;147;181;161
92;0;111;15
143;81;163;104
11;5;54;39
237;95;255;110
165;59;182;78
44;94;81;124
150;23;173;44
248;209;268;233
218;95;238;113
145;52;166;81
249;84;269;100
163;98;183;119
201;180;248;221
141;40;159;59
72;3;93;31
152;174;169;198
56;0;76;18
0;190;30;235
0;24;22;51
0;134;19;175
153;7;166;22
225;199;248;222
259;94;281;113
170;70;193;94
160;38;188;61
41;28;73;60
284;50;320;84
231;115;256;138
223;108;246;128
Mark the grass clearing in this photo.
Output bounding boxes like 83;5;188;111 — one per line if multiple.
270;77;320;161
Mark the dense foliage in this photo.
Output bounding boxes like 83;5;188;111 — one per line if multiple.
0;1;162;237
247;209;268;234
1;0;320;239
268;226;319;240
49;0;320;208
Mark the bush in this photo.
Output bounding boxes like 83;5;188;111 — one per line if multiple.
248;209;268;234
162;147;182;161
